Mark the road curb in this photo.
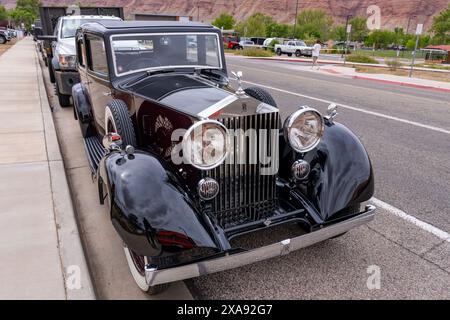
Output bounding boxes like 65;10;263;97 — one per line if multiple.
351;75;450;93
35;48;96;300
232;56;450;93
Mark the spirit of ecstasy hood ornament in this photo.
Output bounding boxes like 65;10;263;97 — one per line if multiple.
231;71;245;96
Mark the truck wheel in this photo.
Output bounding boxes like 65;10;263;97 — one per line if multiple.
0;35;6;44
123;245;170;295
276;48;282;56
287;53;293;57
48;62;55;83
295;50;302;57
104;100;136;147
56;82;72;107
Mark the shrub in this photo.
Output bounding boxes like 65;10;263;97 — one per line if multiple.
268;39;279;52
237;47;274;57
345;54;379;64
385;59;402;70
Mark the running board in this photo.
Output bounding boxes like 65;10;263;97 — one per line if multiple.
83;136;106;173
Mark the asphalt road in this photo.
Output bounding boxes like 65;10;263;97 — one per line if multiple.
43;54;450;299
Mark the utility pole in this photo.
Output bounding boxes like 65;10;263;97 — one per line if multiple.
409;23;423;78
293;0;299;39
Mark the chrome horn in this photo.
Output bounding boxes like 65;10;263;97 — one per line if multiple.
326;103;338;124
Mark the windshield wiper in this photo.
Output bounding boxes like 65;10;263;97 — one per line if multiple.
124;68;176;87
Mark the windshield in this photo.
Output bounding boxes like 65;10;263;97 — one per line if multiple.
111;33;222;76
61;19;118;38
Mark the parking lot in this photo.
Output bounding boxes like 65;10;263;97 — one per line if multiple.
41;52;450;299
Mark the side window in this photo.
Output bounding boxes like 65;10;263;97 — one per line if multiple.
85;35;108;76
76;37;86;68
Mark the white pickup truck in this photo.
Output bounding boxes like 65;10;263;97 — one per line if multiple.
274;40;312;57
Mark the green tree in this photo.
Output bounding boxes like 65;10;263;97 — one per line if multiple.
349;17;369;42
266;22;291;38
16;0;40;14
332;25;346;41
0;4;9;21
235;13;274;37
212;12;235;30
364;30;396;49
429;3;450;44
10;0;40;30
294;9;333;40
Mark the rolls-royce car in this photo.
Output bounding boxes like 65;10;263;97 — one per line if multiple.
72;20;376;295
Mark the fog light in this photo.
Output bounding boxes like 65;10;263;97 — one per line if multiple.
198;178;219;200
292;160;310;180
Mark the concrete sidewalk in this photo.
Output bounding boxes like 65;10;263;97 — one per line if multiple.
0;38;94;299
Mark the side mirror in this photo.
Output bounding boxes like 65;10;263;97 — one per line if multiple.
37;35;57;42
102;133;122;150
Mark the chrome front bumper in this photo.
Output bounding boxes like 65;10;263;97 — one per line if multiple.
145;205;376;286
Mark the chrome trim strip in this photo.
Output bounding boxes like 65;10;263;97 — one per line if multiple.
145;205;376;286
197;94;238;118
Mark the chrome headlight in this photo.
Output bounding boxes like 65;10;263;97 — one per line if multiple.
58;54;77;69
183;120;229;170
284;107;324;153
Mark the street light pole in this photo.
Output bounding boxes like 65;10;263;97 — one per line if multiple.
293;0;299;39
342;14;352;58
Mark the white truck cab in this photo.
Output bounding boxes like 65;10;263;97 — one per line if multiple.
50;15;122;107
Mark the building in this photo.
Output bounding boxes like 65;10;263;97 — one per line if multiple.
423;45;450;63
132;13;192;22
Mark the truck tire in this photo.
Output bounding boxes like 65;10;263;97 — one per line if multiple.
56;82;71;107
0;35;6;45
287;53;292;57
295;50;302;57
48;62;55;83
104;100;136;147
276;48;282;56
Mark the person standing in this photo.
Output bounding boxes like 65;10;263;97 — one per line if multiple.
312;40;322;70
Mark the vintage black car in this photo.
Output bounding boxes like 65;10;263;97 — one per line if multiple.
72;20;376;294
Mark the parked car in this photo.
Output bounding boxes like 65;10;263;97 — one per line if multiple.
72;20;376;295
39;15;122;107
223;36;240;50
238;39;255;49
0;29;11;44
275;40;312;57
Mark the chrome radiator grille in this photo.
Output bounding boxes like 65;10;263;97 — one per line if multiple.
206;112;280;230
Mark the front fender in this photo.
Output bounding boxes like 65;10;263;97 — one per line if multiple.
281;122;374;221
99;151;217;257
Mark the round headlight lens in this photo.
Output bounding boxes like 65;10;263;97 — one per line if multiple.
284;107;324;153
183;120;229;170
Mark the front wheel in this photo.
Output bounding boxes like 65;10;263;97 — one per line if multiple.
56;82;71;107
123;245;170;295
0;35;6;45
295;50;302;57
276;48;282;56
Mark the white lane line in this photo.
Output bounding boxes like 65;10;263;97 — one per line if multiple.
371;197;450;242
242;80;450;135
